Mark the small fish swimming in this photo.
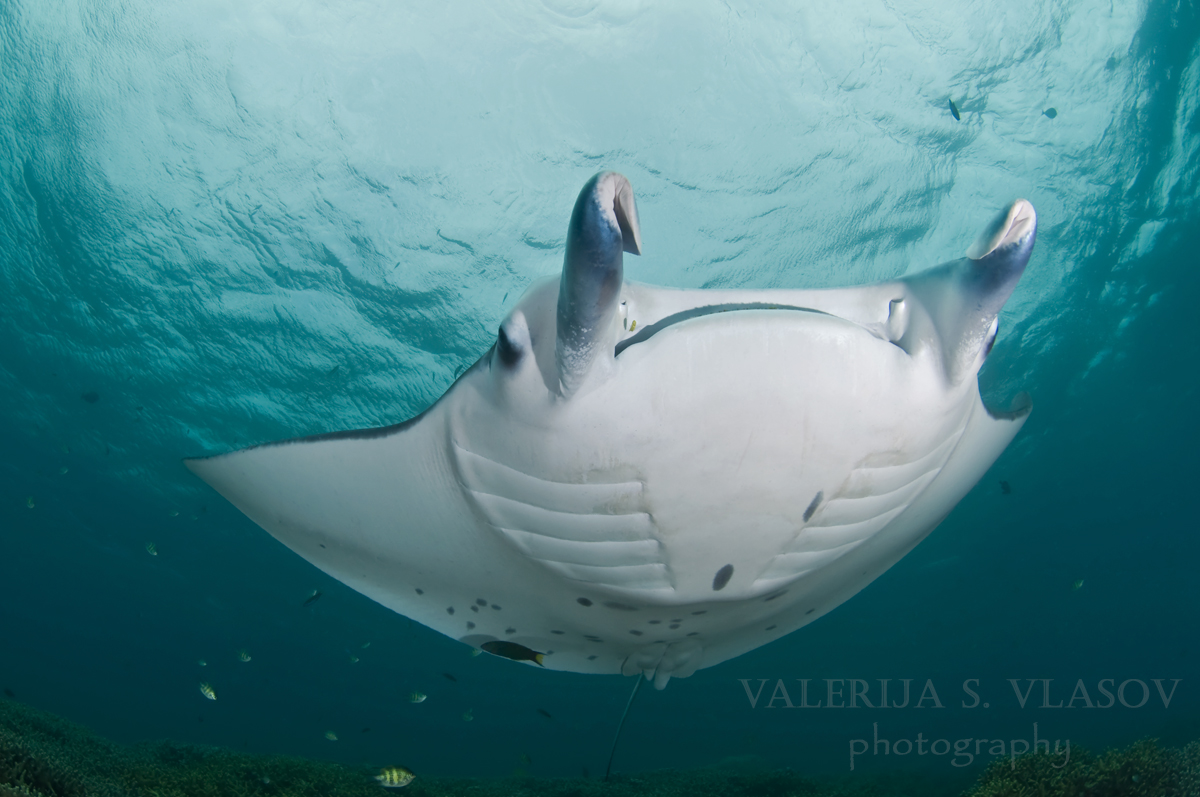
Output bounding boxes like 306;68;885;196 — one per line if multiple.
536;708;552;720
409;691;427;704
462;709;473;722
1043;107;1058;119
480;641;545;666
169;510;179;517
26;496;34;509
948;98;961;120
145;542;157;556
199;683;217;701
238;650;251;662
302;589;322;607
324;731;338;741
58;466;68;475
349;655;359;664
197;659;207;667
361;641;371;649
442;672;458;682
1072;579;1084;590
1000;480;1012;495
375;766;415;789
468;649;482;658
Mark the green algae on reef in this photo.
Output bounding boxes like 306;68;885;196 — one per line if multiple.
3;695;1199;797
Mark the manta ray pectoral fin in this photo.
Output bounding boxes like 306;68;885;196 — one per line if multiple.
898;390;1032;537
898;199;1037;385
555;172;642;396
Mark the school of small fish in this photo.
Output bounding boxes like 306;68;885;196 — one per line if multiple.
170;561;590;784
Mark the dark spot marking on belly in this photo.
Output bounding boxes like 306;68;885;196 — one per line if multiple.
605;601;638;611
803;491;824;522
713;564;734;591
648;620;661;624
505;627;516;634
415;588;424;595
467;622;475;629
692;610;707;615
588;655;598;660
470;605;479;612
765;625;777;631
584;635;602;642
447;607;455;615
629;630;643;636
653;640;665;644
686;632;699;637
319;544;326;548
669;624;680;630
577;597;593;606
476;598;487;606
550;630;564;635
764;590;787;602
805;609;814;615
492;604;502;610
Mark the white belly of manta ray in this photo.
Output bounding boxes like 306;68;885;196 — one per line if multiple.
187;172;1037;690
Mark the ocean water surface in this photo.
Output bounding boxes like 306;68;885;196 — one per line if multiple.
1;0;1197;789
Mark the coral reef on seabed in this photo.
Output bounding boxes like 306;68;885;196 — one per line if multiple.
3;695;1198;797
966;738;1200;797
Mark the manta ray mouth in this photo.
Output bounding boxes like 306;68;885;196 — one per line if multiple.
614;303;830;357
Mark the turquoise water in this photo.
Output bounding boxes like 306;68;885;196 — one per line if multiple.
1;0;1197;785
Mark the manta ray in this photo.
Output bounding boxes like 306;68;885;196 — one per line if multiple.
187;172;1036;690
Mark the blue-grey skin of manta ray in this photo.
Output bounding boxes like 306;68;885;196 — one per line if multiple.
187;172;1037;690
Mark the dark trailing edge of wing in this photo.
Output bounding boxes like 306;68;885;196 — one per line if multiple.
183;351;493;460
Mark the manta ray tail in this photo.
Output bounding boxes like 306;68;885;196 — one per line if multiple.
603;674;645;782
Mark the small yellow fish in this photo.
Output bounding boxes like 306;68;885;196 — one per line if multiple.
1072;579;1084;590
409;692;426;704
26;496;34;509
324;731;338;741
145;542;157;556
462;709;473;722
375;766;415;789
199;683;217;701
197;660;207;667
238;650;251;662
629;319;637;331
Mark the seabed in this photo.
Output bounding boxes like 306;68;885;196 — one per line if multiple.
2;695;1198;797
